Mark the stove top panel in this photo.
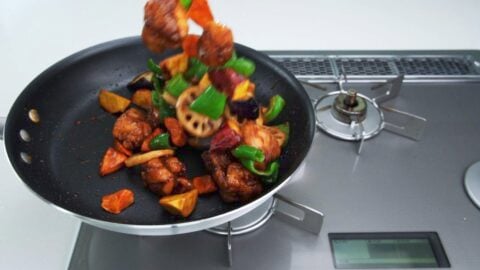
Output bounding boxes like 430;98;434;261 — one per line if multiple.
69;51;480;270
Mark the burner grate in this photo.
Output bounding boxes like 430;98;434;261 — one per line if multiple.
395;57;473;75
335;58;394;76
273;57;334;76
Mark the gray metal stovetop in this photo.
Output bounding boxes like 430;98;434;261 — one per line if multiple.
69;51;480;270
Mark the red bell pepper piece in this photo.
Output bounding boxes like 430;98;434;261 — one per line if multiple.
210;126;241;152
192;175;217;195
182;35;200;57
101;189;135;214
187;0;214;28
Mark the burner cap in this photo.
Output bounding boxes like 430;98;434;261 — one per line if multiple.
465;161;480;209
314;91;384;141
332;89;367;123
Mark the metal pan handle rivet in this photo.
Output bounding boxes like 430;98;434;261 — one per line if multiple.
20;152;32;164
19;129;31;142
28;109;40;123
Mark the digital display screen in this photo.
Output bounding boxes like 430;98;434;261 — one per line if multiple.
329;232;450;269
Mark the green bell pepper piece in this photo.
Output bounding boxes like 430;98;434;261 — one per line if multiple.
189;85;227;120
261;162;280;185
185;57;209;81
166;74;189;97
147;58;162;74
224;57;256;77
224;51;238;66
264;95;286;123
152;75;164;93
232;145;265;163
179;0;192;9
152;90;175;122
149;133;172;150
240;159;280;184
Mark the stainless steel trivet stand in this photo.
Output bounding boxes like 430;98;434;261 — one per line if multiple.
206;194;323;266
306;71;427;154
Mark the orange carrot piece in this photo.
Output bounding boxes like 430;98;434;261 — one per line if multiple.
141;128;162;152
113;140;132;157
101;189;135;214
187;0;214;28
182;35;200;57
192;175;217;195
99;147;127;176
164;117;187;147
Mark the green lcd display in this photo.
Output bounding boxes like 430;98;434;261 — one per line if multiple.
329;232;450;269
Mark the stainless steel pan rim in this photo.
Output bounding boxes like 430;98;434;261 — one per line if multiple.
2;129;298;235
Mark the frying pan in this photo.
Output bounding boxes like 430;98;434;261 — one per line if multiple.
1;37;315;235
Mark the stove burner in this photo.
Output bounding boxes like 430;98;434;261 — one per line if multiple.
332;90;367;123
315;91;384;141
305;74;427;154
465;161;480;209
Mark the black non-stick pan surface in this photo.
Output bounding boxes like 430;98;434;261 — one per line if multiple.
5;37;315;226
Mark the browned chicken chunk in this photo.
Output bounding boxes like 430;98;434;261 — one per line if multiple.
142;0;188;53
241;121;281;167
202;151;263;203
173;177;194;194
113;108;152;150
141;157;188;196
197;22;234;66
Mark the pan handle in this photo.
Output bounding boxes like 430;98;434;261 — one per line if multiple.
0;117;5;140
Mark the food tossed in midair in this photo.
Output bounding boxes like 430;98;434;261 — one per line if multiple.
142;0;189;52
97;0;289;217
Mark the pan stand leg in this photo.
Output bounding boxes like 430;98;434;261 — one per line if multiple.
370;75;426;140
273;194;324;235
350;118;366;155
227;222;233;267
209;196;323;266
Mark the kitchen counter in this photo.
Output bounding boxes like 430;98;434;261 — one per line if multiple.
1;0;479;269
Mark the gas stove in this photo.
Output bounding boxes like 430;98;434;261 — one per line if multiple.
68;51;480;270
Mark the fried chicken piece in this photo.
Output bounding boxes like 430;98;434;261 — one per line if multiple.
163;156;186;175
173;177;194;194
202;151;263;203
241;121;281;166
197;22;234;66
113;108;152;150
141;157;187;196
142;0;188;53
